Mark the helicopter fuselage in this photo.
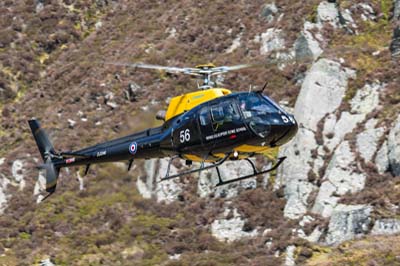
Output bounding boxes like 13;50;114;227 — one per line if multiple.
51;91;298;169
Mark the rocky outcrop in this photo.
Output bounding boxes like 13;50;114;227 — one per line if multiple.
278;59;355;219
371;219;400;235
294;59;355;130
313;141;366;217
326;204;372;245
211;208;258;242
388;115;400;176
136;159;182;203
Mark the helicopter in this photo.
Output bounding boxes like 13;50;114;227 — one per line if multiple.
29;62;298;199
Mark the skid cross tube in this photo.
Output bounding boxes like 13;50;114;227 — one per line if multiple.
160;153;231;181
216;156;286;186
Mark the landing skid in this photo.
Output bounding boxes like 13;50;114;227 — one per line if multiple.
160;155;286;186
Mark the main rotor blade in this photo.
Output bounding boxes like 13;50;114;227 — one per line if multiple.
106;62;198;75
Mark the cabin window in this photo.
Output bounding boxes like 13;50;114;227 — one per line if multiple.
238;94;278;118
210;102;241;123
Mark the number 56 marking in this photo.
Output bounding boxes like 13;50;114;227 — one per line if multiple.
180;129;191;143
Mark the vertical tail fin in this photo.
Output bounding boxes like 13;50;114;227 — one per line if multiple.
28;119;59;194
28;119;55;161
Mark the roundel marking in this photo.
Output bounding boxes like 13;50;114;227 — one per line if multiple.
129;142;138;155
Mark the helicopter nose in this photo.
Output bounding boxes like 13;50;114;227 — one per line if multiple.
270;114;298;146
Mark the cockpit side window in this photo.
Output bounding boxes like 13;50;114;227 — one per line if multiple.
199;106;211;126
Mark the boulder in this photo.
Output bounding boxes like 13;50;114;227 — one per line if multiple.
211;208;258;242
388;115;400;176
326;204;372;245
259;28;285;55
317;1;339;27
284;245;296;266
261;3;278;22
296;22;323;60
371;219;400;235
313;141;366;217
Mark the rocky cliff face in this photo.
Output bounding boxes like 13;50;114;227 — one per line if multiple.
0;0;399;265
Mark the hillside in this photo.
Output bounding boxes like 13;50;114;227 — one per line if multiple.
0;0;399;265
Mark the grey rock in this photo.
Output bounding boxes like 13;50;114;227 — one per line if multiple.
211;208;258;242
125;82;141;102
317;1;339;27
33;170;46;203
395;0;400;20
259;28;285;55
300;22;324;60
324;112;365;151
350;82;382;115
295;59;355;131
313;141;366;217
298;227;323;243
284;245;296;266
67;119;76;128
261;3;278;22
277;128;317;219
0;174;10;214
225;34;241;53
136;159;182;203
375;141;389;174
278;59;355;219
339;9;357;34
388;115;400;176
371;219;400;235
39;258;55;266
294;34;314;61
356;119;385;162
326;204;372;245
390;27;400;58
357;3;377;21
198;159;258;198
11;159;25;190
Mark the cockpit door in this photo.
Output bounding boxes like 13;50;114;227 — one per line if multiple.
198;100;248;149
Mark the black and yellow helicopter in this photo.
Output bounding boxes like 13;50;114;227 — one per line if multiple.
29;62;298;198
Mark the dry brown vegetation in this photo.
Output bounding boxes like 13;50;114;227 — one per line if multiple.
0;0;399;265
